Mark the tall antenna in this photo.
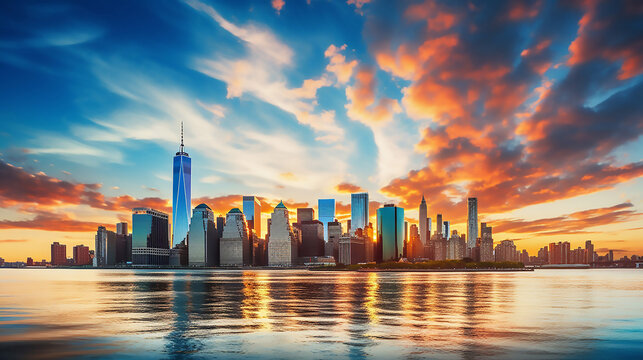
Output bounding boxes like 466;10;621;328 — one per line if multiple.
180;121;184;152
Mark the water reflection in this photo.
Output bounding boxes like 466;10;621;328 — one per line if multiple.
0;269;642;359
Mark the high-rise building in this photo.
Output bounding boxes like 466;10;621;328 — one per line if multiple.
585;240;594;264
325;221;342;261
243;196;261;237
351;192;369;234
172;122;191;248
447;232;465;260
480;223;494;262
376;204;404;262
436;214;443;237
297;208;314;223
95;226;117;267
443;221;450;239
216;215;226;239
495;240;517;262
419;195;427;246
268;201;298;266
73;245;90;265
219;208;250;266
426;217;432;244
116;222;128;235
188;203;220;267
132;208;170;265
51;242;67;266
297;220;324;257
409;224;423;259
467;197;478;249
318;199;335;242
339;232;366;265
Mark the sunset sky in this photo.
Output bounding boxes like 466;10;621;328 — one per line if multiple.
0;0;641;262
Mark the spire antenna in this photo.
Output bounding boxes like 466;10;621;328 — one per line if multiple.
180;121;184;152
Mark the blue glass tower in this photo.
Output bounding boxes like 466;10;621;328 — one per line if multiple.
351;192;369;234
172;122;191;247
318;199;335;242
376;204;404;262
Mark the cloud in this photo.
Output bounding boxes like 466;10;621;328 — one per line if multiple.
345;67;401;126
335;182;365;193
272;0;285;14
0;211;105;232
347;0;371;13
0;239;30;243
325;44;358;84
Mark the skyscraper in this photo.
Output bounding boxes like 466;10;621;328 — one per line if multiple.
188;203;219;267
172;122;191;247
132;207;170;265
318;199;336;242
419;195;427;246
219;208;250;266
268;201;297;266
73;245;90;265
351;192;369;233
376;204;404;262
480;222;494;262
116;222;128;235
436;214;443;237
243;196;261;237
95;226;116;266
297;208;314;223
467;197;478;249
443;221;450;239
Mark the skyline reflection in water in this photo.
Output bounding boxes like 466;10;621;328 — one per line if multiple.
0;269;642;359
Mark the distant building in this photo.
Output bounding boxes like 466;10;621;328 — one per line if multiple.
480;223;494;262
495;240;517;262
419;195;428;247
268;201;298;266
409;224;423;259
51;242;67;266
351;193;369;234
376;204;404;262
467;197;478;249
243;196;262;237
26;257;33;266
73;245;90;265
443;221;450;239
325;220;342;261
132;208;170;266
172;122;191;248
116;222;128;236
297;220;325;257
339;233;366;265
219;208;250;266
318;199;336;242
297;208;314;223
188;203;220;267
436;214;443;238
216;215;226;240
447;231;465;260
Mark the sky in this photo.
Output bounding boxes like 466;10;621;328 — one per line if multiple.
0;0;642;262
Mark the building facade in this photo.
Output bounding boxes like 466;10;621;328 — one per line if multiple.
172;122;191;248
51;242;67;266
351;192;369;234
73;245;90;265
376;204;404;262
467;197;478;249
325;220;342;261
268;201;298;266
132;208;170;265
243;196;261;237
318;199;335;242
188;203;219;267
219;208;250;266
419;195;427;247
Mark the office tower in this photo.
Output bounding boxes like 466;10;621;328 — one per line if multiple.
216;215;226;239
325;221;342;260
562;241;571;264
132;207;170;265
318;199;336;242
188;203;219;267
480;223;494;262
298;219;325;257
585;240;594;264
419;195;427;246
51;242;67;266
172;122;191;248
347;219;351;234
443;221;450;239
409;224;422;259
268;201;298;266
219;208;250;266
376;204;404;262
467;197;478;249
116;222;128;236
297;208;314;223
339;231;366;265
243;196;262;236
426;217;432;244
351;192;369;233
73;245;90;265
95;226;117;266
436;214;443;237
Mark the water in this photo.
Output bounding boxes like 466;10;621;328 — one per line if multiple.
0;269;641;359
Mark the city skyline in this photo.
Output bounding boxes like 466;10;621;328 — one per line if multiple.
1;0;642;262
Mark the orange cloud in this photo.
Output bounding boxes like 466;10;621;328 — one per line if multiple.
272;0;285;14
335;182;365;193
325;44;358;84
345;67;401;125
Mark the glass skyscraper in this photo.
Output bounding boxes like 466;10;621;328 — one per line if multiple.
351;192;369;234
172;122;191;247
243;196;261;236
132;207;170;265
188;203;219;267
318;199;335;242
467;197;478;249
376;204;404;262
